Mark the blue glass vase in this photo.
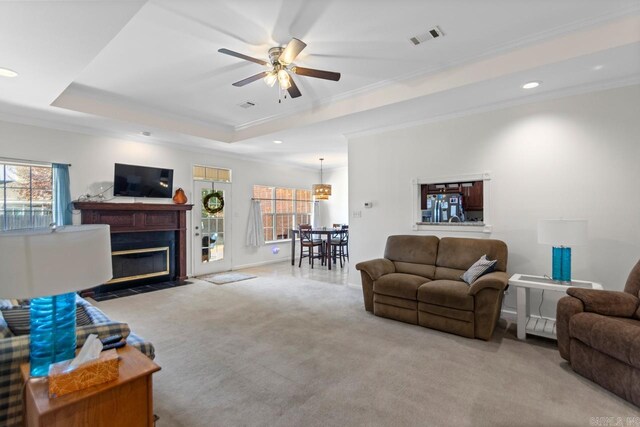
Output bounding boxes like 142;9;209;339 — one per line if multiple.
551;247;572;283
29;292;77;377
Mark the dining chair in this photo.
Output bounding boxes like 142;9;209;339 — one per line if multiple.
299;224;325;268
330;225;349;268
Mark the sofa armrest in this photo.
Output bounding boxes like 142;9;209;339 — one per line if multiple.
566;288;639;318
76;321;131;348
468;271;509;296
556;296;584;361
355;258;395;281
0;334;30;365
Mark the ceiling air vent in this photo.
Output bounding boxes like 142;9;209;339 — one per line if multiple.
410;26;444;46
238;101;256;109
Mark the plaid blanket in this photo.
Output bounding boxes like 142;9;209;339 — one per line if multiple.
0;295;155;426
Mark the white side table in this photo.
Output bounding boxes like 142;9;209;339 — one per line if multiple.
508;274;603;341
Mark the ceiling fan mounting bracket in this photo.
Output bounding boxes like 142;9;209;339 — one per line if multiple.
268;47;285;65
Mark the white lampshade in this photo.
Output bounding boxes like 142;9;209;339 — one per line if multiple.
537;219;588;247
0;225;113;299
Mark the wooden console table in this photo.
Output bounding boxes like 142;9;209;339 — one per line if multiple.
21;345;160;427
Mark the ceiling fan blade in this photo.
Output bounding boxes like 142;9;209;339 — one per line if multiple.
278;38;307;65
232;71;269;87
287;76;302;98
292;66;341;81
218;48;268;66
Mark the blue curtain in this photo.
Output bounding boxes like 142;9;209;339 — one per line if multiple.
52;163;72;226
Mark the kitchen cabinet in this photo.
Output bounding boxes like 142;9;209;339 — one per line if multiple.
462;181;483;210
425;183;462;194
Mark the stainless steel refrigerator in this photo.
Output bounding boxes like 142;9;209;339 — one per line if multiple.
422;193;465;223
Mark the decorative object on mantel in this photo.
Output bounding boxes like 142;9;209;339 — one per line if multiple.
203;191;224;214
172;188;188;204
199;272;257;285
312;158;331;200
0;225;112;377
537;219;588;283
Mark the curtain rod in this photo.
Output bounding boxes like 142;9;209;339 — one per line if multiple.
0;156;71;167
251;197;313;202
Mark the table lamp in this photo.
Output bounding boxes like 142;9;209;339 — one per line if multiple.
537;219;588;283
0;225;112;376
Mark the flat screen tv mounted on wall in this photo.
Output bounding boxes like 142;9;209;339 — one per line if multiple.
113;163;174;198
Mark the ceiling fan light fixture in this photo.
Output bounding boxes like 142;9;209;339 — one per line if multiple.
219;38;340;101
277;69;291;89
264;72;277;87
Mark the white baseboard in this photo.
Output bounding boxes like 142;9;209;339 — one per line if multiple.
231;258;290;270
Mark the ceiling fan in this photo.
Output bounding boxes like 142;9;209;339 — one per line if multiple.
218;38;341;100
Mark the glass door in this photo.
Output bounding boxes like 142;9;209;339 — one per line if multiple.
193;180;231;275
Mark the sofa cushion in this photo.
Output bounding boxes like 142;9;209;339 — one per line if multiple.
393;262;436;280
436;237;508;272
417;280;474;311
374;273;430;300
434;267;467;281
384;235;439;265
569;312;640;369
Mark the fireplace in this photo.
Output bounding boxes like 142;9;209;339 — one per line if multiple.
106;230;176;289
74;202;192;294
110;247;170;284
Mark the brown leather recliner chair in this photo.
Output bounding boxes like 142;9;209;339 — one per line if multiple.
557;259;640;407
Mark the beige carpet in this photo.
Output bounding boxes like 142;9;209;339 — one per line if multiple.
95;275;639;426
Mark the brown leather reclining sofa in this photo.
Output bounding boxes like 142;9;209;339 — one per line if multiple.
356;235;508;340
557;259;640;407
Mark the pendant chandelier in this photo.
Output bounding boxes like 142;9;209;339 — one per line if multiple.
312;158;331;200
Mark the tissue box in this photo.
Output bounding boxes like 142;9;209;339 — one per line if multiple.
48;349;120;398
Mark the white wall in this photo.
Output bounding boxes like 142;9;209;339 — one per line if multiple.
315;166;349;228
0;120;318;273
348;85;640;318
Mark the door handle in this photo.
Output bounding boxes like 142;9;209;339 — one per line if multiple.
195;233;200;236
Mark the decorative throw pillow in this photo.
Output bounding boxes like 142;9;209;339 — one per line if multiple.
0;305;93;336
461;255;497;285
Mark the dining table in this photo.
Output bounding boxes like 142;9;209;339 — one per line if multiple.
290;228;348;270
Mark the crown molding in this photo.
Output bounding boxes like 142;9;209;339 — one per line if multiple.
344;76;640;140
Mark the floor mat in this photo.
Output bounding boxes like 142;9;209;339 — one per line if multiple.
198;272;257;285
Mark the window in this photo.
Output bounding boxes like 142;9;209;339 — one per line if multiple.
193;165;231;182
412;173;491;233
253;185;312;242
0;161;53;231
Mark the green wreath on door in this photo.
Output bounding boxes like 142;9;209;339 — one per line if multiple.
203;191;224;214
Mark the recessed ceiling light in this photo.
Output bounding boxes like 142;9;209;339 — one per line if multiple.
273;140;283;144
0;68;18;78
522;81;541;90
592;65;604;71
141;131;151;137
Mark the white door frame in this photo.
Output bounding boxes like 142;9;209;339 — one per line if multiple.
192;179;232;276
